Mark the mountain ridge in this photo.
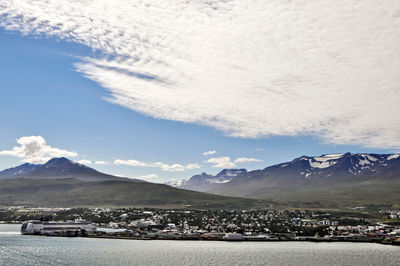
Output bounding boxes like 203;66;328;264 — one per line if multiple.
166;168;247;192
0;162;41;178
0;158;266;209
0;157;137;182
167;153;400;208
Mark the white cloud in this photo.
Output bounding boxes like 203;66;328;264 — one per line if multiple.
114;159;146;167
77;159;92;165
203;150;216;156
137;173;159;180
256;148;263;151
234;157;262;163
156;163;185;172
95;160;110;165
205;156;236;168
114;159;195;172
0;136;77;164
186;163;201;170
1;1;400;148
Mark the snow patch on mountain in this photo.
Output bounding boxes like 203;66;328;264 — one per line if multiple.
206;178;232;184
166;179;187;187
314;154;344;161
360;154;377;162
307;154;344;169
387;154;400;160
358;157;371;166
308;159;338;169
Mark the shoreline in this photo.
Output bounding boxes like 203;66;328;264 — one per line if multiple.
45;234;400;246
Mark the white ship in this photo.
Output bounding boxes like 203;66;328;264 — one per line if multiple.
21;219;96;236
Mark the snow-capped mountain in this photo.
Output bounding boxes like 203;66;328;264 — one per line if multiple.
203;153;400;201
167;153;400;207
277;153;400;180
166;169;247;192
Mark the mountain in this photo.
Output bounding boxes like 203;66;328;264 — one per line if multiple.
0;158;266;209
0;163;41;178
166;169;247;192
0;178;266;209
170;153;400;208
0;157;132;182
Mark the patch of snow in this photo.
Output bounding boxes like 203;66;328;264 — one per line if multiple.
215;179;232;183
205;177;235;184
219;169;246;177
308;153;344;169
358;157;371;166
280;164;288;168
225;172;239;177
360;154;377;161
387;154;400;160
314;153;344;162
308;159;337;169
166;179;187;187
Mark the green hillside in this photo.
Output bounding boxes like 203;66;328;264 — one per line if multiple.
0;178;268;209
206;177;400;209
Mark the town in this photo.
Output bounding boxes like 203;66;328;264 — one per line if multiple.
1;207;400;245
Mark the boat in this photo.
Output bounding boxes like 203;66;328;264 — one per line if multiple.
21;218;96;236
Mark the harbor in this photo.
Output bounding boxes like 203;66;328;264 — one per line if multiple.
13;206;400;246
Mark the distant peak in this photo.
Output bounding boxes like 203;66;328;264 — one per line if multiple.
21;162;35;166
43;157;74;167
216;169;247;177
46;157;70;162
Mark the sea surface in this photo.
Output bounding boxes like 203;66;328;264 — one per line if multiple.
0;224;399;266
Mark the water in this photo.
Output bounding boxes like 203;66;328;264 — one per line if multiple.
0;224;399;266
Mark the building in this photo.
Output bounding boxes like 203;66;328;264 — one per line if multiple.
21;220;96;236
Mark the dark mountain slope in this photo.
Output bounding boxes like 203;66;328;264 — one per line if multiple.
166;169;247;192
0;163;41;178
177;153;400;208
0;157;137;182
0;178;267;209
0;158;268;209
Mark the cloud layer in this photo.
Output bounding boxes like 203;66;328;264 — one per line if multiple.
205;156;263;168
0;136;77;164
137;173;159;180
205;157;237;169
234;157;262;163
1;1;400;148
114;159;199;172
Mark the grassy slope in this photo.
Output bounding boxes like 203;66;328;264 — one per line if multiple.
0;178;268;209
210;178;400;209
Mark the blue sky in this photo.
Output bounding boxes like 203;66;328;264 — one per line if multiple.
0;1;399;182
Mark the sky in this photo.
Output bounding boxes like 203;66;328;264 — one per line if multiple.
0;1;399;183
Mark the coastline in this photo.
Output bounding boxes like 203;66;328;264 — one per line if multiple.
42;233;400;246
